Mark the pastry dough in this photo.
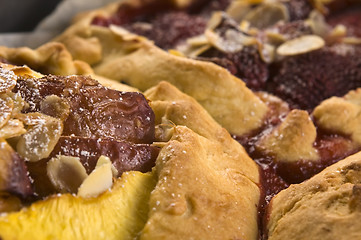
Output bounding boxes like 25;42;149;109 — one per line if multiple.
1;0;361;239
267;151;361;240
0;64;260;239
145;81;259;182
141;126;260;240
54;1;269;136
314;88;361;146
0;43;138;92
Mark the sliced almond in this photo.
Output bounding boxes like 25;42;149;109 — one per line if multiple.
183;44;211;58
0;119;26;139
207;12;223;30
306;10;330;38
47;155;88;193
16;112;51;125
244;3;289;29
205;29;257;53
0;67;17;93
10;66;43;79
77;157;113;198
109;24;143;41
186;35;209;47
226;1;251;23
0;94;13;129
39;95;70;121
97;155;118;177
8;92;27;116
277;35;325;56
327;24;347;43
16;114;63;162
239;20;251;33
258;43;276;63
342;37;361;45
265;31;287;45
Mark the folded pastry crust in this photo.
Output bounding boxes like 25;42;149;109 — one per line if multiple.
314;88;361;146
141;126;260;240
54;0;269;136
145;81;259;182
141;81;260;239
267;151;361;240
0;64;260;239
0;42;138;92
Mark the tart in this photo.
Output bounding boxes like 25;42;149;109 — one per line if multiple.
0;0;361;239
0;63;260;239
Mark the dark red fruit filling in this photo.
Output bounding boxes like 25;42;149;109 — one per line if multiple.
269;45;361;111
51;137;159;175
283;0;313;21
200;46;269;90
198;19;312;91
272;20;313;40
132;12;207;50
12;74;158;198
5;150;33;198
323;0;361;15
237;115;360;239
14;75;155;144
92;0;230;50
27;137;159;197
327;5;361;37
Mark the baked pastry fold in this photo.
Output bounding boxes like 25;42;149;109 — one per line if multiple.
267;151;361;240
54;1;269;136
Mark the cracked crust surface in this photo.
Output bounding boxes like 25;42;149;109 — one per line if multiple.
267;151;361;240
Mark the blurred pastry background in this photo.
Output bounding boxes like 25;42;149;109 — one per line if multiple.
0;0;117;47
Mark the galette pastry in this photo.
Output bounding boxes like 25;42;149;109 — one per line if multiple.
0;63;260;240
0;0;361;239
0;42;138;92
266;151;361;240
52;0;361;185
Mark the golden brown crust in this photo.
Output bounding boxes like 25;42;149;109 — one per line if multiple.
145;81;259;183
267;151;361;240
0;43;139;92
0;42;92;76
140;82;260;239
313;88;361;146
55;17;269;135
142;81;260;239
257;109;319;162
141;126;260;240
